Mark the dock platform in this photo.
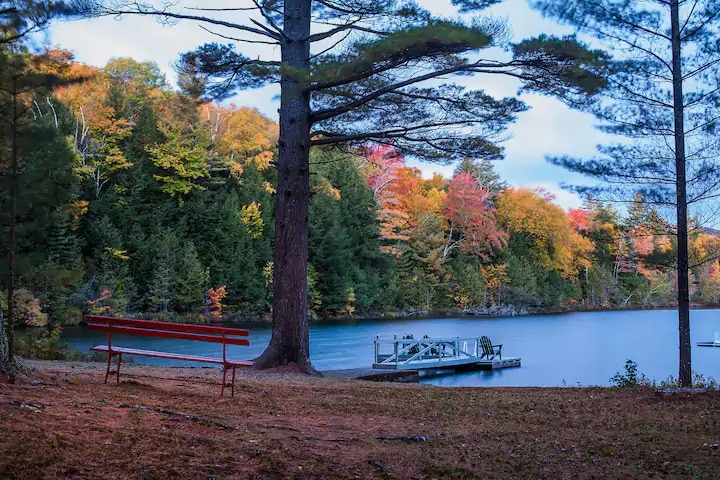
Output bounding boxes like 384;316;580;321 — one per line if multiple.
372;336;521;371
322;368;421;382
698;333;720;346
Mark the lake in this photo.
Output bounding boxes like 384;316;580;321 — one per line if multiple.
60;309;720;387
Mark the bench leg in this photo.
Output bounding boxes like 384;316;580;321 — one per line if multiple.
116;353;122;383
104;352;113;383
231;366;237;398
221;366;227;397
105;353;123;384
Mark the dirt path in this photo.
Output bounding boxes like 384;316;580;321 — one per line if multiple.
1;361;719;479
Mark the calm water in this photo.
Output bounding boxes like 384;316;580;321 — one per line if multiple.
60;309;720;387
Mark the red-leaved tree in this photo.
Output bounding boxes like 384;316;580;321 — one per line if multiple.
443;173;506;261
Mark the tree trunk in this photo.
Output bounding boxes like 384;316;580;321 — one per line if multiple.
670;0;691;387
6;76;18;366
254;0;317;373
1;76;19;378
0;290;8;367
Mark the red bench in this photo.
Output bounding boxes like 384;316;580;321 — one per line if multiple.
86;315;253;396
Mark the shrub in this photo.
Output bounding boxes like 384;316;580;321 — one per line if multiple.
16;326;86;360
610;360;718;390
658;373;719;391
3;289;49;327
610;360;653;387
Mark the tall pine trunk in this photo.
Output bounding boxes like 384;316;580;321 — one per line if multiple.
0;291;8;368
254;0;316;373
1;75;18;376
670;0;691;388
7;77;18;362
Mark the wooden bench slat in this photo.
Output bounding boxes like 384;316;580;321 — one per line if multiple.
86;315;249;336
87;323;250;346
90;345;254;367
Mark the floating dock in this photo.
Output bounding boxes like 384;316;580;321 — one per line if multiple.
322;368;421;382
698;332;720;347
372;336;520;371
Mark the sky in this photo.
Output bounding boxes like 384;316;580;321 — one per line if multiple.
46;0;613;210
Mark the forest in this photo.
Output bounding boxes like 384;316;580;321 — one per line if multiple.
3;52;720;329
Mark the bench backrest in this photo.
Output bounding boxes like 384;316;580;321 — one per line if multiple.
479;336;494;355
86;315;249;346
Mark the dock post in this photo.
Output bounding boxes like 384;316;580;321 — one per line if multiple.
394;339;398;367
374;336;379;364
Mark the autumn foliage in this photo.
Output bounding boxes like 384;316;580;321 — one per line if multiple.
204;286;227;319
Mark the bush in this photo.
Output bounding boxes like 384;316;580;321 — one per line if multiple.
610;360;653;387
2;289;49;327
610;359;718;390
16;326;87;360
658;373;719;391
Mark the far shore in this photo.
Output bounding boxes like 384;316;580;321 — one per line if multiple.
40;301;720;328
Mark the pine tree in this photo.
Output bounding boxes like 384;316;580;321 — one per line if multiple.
0;1;83;374
530;0;720;386
408;213;447;309
174;241;208;313
454;158;506;197
149;243;175;314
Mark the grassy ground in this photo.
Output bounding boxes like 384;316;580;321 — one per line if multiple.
1;360;719;479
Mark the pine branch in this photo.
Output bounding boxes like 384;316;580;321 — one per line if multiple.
307;22;389;43
311;64;477;122
198;25;280;46
681;4;720;41
310;119;490;145
84;2;281;41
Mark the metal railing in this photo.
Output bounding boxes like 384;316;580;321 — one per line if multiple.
373;335;483;368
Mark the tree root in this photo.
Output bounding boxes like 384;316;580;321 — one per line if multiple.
0;358;28;384
253;345;322;376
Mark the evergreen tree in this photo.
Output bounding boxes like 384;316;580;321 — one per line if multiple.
407;213;447;309
454;158;506;196
530;0;720;385
0;1;82;373
174;241;208;314
309;150;390;314
148;232;177;314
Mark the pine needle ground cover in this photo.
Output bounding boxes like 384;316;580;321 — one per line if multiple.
1;361;718;479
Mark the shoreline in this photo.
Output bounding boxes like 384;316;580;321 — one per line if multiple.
308;301;720;324
29;302;720;329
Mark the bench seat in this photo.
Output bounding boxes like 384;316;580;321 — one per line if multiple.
90;345;254;367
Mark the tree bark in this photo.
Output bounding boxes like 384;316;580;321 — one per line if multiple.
254;0;317;373
6;75;18;365
670;0;691;387
0;290;8;366
1;75;19;378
